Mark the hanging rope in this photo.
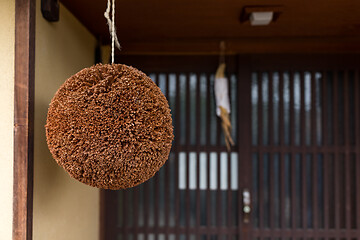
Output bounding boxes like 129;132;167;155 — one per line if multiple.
104;0;121;63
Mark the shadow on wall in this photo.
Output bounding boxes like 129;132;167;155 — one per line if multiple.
33;1;99;239
34;99;63;205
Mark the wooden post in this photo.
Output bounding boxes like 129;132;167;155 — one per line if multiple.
13;0;35;239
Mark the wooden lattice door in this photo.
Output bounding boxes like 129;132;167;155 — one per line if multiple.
101;55;360;240
247;55;360;240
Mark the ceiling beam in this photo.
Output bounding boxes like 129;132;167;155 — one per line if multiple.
116;36;360;55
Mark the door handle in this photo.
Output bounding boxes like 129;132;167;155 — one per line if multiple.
243;188;251;223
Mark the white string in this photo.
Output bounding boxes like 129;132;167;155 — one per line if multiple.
111;0;115;63
104;0;121;64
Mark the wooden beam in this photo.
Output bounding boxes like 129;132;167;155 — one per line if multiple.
13;0;35;239
116;37;360;55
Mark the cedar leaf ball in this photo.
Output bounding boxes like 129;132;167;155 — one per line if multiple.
45;64;174;190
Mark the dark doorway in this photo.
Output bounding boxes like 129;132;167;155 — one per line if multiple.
101;55;360;240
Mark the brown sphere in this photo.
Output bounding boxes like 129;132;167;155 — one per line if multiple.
45;64;174;189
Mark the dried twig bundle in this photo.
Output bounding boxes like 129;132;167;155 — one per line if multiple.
219;106;234;151
215;62;234;151
46;64;174;190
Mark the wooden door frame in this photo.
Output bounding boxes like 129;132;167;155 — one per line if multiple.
13;0;35;239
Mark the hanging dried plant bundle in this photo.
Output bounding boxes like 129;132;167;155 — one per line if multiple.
219;106;234;151
215;62;234;151
45;64;174;190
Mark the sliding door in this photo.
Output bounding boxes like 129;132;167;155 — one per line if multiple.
102;55;360;240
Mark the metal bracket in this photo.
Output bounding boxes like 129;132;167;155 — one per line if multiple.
41;0;59;22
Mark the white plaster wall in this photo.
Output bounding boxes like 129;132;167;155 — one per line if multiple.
34;1;99;239
0;0;15;239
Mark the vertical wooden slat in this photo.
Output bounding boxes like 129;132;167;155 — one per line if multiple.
217;152;222;228
290;72;297;231
258;72;264;230
216;65;222;231
224;76;232;232
279;72;286;232
290;71;295;146
344;71;351;239
280;151;285;230
227;152;232;227
206;74;212;233
298;71;307;231
312;153;317;230
355;70;360;232
196;73;201;240
186;149;190;236
259;72;263;147
227;74;233;231
258;151;264;238
175;73;180;240
206;73;211;147
301;152;307;230
268;72;274;230
279;71;284;147
334;154;340;232
323;153;329;230
311;71;318;231
300;71;307;230
333;71;341;239
165;73;169;100
311;72;317;146
258;70;264;233
13;0;35;239
256;70;263;235
154;75;160;239
269;71;274;146
164;74;170;240
291;152;297;230
206;152;211;240
216;73;222;236
154;73;159;85
322;71;330;232
344;152;351;237
186;74;191;148
269;153;274;229
300;71;305;147
186;74;191;239
322;71;328;145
